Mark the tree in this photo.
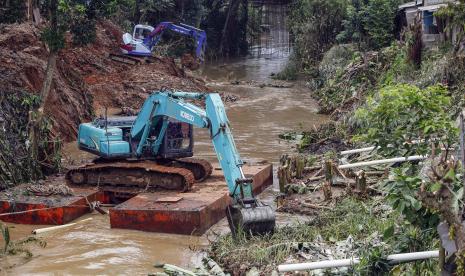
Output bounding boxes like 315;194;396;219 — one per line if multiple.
354;84;457;157
435;0;465;53
289;0;347;71
337;0;400;50
0;0;26;23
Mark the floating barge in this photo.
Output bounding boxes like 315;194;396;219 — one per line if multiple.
0;163;272;235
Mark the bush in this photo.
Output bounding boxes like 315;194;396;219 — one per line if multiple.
70;16;96;46
0;0;25;23
337;0;401;50
272;55;298;81
0;92;61;189
318;44;357;82
353;84;457;156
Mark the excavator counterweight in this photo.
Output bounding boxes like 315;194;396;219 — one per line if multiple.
69;90;275;236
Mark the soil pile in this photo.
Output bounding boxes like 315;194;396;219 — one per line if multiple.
0;23;93;142
0;20;208;142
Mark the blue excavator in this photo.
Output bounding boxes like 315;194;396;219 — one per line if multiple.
66;90;275;235
120;22;207;61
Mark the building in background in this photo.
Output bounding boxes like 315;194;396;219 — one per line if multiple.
397;0;458;48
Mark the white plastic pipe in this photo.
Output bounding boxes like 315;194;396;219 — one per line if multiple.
338;155;427;169
278;250;439;272
32;218;93;234
340;147;378;155
388;250;439;264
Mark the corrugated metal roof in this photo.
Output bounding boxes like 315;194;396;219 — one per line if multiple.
399;1;417;9
418;3;449;11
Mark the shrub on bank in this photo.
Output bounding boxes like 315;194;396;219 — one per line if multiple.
0;91;61;190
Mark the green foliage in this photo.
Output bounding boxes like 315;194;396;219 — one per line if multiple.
201;0;249;57
354;84;457;156
379;45;414;85
288;0;348;72
435;1;465;50
210;198;399;274
299;121;348;152
0;92;61;189
70;17;96;46
1;222;47;261
312;45;398;115
355;245;390;275
337;0;400;50
0;0;25;23
57;0;115;46
383;165;439;228
272;56;298;81
40;27;66;52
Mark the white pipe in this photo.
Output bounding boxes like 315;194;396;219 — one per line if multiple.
338;155;427;169
340;140;431;155
279;259;359;272
278;250;439;272
340;147;377;155
32;217;93;234
388;250;439;264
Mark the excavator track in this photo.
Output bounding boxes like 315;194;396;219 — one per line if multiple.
66;160;195;192
160;157;213;182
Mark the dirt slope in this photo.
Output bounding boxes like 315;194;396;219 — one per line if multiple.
0;20;207;142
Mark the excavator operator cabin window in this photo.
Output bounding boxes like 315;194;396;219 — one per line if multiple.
166;121;191;151
134;27;151;40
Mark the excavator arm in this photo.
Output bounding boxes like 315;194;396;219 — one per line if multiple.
130;91;275;235
145;22;207;61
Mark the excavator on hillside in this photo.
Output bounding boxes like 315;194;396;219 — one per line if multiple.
116;22;207;64
66;90;275;236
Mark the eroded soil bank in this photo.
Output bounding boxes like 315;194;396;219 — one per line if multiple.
0;21;206;142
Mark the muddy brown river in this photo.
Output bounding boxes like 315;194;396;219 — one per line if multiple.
5;55;326;275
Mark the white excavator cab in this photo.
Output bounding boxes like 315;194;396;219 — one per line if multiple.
132;25;154;41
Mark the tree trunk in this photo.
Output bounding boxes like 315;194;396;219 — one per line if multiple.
40;53;57;110
26;0;32;20
219;0;240;56
40;0;58;111
29;0;58;181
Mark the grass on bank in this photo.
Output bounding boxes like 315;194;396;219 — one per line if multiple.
210;197;439;275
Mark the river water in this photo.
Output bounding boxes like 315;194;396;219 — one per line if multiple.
4;54;326;275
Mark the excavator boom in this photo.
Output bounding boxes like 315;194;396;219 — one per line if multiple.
130;91;275;235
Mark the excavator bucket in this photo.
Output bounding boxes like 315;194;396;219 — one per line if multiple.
226;201;275;237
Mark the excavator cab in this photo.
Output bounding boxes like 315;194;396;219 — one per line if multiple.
158;119;193;159
132;25;154;41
